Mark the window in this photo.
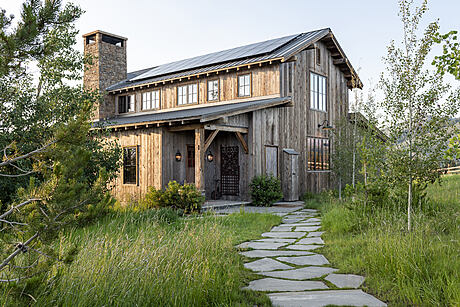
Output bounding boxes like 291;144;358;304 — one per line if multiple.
118;95;135;114
316;47;321;65
310;72;327;111
238;74;251;97
207;80;219;101
307;137;330;171
177;83;198;105
123;147;138;184
142;90;160;110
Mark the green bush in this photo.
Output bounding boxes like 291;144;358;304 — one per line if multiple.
141;181;204;213
249;175;283;206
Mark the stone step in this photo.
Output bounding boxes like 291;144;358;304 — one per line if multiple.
277;254;330;266
244;257;293;272
245;278;328;292
240;250;314;258
268;289;387;307
262;231;306;238
325;273;365;289
259;266;338;280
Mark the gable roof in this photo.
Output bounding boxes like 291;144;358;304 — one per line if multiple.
106;28;362;92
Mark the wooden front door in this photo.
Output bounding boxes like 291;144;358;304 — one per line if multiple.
186;144;195;183
221;145;239;195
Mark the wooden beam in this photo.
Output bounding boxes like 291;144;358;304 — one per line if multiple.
204;129;219;152
168;123;203;132
333;58;347;65
204;124;248;134
195;128;205;192
235;132;248;154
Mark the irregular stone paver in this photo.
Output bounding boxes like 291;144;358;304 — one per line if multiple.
307;231;325;237
285;244;322;251
240;250;314;258
237;242;288;250
260;266;338;280
282;223;319;227
297;237;325;245
301;209;318;213
282;219;306;224
277;254;329;266
305;217;321;222
246;278;328;292
271;226;293;232
268;290;387;307
262;231;306;238
325;273;366;289
255;238;296;243
244;258;293;272
294;226;322;232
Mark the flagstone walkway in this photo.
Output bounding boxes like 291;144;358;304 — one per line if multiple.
236;208;387;307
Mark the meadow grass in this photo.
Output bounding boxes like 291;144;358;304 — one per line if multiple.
1;210;280;306
313;176;460;306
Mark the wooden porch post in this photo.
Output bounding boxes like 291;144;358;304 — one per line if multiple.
195;128;205;192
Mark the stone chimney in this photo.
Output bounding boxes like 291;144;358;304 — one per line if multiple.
83;30;127;120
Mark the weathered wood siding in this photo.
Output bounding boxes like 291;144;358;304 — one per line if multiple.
114;65;280;113
107;127;162;203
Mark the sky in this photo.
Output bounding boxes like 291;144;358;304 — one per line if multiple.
2;0;459;102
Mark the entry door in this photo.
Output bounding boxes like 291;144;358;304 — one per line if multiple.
186;144;195;183
291;155;299;200
221;145;239;195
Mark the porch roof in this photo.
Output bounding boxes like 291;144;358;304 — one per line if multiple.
95;96;291;128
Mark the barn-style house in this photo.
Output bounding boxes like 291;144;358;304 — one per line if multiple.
83;28;361;203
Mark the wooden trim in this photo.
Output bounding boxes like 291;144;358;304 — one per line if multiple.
236;72;252;98
194;128;205;190
168;124;204;132
204;124;248;133
206;78;220;102
235;132;248;154
204;130;219;152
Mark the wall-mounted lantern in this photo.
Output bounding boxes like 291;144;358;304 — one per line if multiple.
175;150;182;162
207;151;214;162
318;119;333;131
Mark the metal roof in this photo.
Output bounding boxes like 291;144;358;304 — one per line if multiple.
106;28;331;92
96;96;291;128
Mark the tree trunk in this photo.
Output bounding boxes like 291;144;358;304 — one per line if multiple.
408;175;412;232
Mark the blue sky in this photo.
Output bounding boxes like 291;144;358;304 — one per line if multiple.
2;0;459;98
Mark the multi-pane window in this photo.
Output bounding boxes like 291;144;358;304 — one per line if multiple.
177;83;198;105
307;137;330;171
238;74;251;97
142;90;160;110
310;72;327;111
118;95;135;114
207;80;219;101
123;147;138;184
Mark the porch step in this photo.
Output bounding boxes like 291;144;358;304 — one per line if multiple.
202;200;251;211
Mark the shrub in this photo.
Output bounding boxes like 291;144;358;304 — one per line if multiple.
142;181;204;213
249;175;283;206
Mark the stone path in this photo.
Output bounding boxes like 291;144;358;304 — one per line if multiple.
237;208;387;307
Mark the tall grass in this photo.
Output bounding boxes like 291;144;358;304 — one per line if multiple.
2;210;280;306
319;176;460;306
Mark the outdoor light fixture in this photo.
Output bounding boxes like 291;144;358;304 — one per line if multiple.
175;150;182;162
318;119;333;131
207;151;214;162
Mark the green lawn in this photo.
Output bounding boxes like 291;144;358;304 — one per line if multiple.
310;175;460;306
1;210;280;306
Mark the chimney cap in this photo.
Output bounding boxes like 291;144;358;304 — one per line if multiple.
82;30;128;41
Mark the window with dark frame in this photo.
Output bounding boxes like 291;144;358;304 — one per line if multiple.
123;147;137;184
142;90;160;110
238;74;251;97
207;80;219;101
316;47;321;65
118;95;135;114
307;137;330;171
177;83;198;105
310;72;327;111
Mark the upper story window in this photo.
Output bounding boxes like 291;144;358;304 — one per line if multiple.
307;137;330;171
118;94;135;114
177;83;198;105
207;80;219;101
310;72;327;112
142;90;160;110
238;74;251;97
123;146;138;185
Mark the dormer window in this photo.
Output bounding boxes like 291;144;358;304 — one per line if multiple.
118;94;134;114
142;90;160;110
177;84;198;105
238;74;251;97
